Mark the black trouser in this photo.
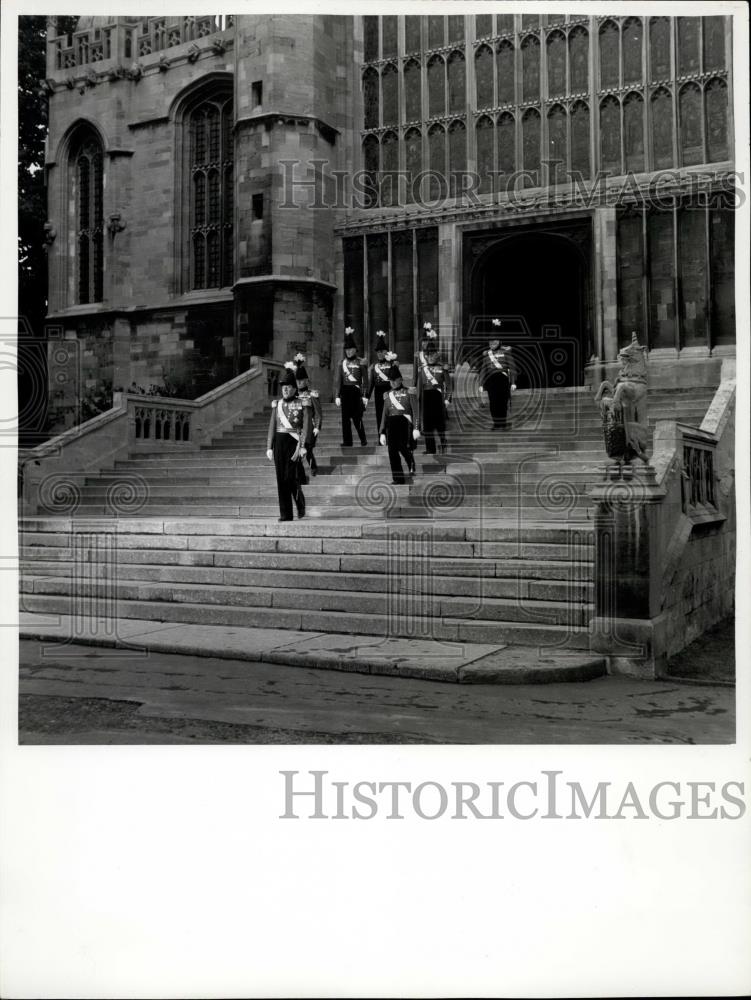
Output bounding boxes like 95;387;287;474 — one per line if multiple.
372;384;389;441
485;372;511;428
305;437;318;472
273;432;305;519
421;388;447;454
385;415;415;484
340;386;367;446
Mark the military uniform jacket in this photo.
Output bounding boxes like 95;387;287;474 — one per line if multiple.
379;387;416;435
367;361;392;398
266;395;313;451
416;356;451;409
479;347;515;387
337;357;368;395
298;388;322;444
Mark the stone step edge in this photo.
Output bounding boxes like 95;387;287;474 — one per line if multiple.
19;613;606;686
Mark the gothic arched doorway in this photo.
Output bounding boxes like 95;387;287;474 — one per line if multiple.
464;222;593;389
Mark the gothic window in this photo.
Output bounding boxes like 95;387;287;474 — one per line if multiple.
190;95;233;289
404;59;422;122
568;26;589;93
428;15;445;49
363;67;379;129
617;210;645;347
703;16;725;72
547;104;567;184
522;108;541;186
679;82;703;166
678;206;708;346
705;78;729;162
448;15;464;43
362;134;379;207
447;50;466;114
475;14;493;39
677;17;700;76
449;120;467;196
475;44;494;109
405;16;421;53
382;63;398;126
522;15;540;31
599;20;620;89
497;16;514;36
649;17;670;81
363;16;379;62
546;30;566;99
497;40;515;105
382;16;398;59
498;112;515;180
599;96;621;175
622;17;643;86
623;92;645;172
428;55;445;117
651;87;674;169
72;130;104;304
381;130;399;207
476;115;494;194
570;101;590;179
405;127;422;203
428;124;446;200
521;35;540;103
710;208;735;345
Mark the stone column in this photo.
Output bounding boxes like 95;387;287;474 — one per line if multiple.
437;222;459;363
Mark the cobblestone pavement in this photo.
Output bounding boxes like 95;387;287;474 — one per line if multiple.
18;639;735;744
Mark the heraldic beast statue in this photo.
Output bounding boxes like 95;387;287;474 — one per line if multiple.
594;332;650;466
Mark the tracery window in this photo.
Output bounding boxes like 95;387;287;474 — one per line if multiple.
475;14;492;40
404;59;422;122
622;17;642;86
382;63;398;126
497;112;515;181
362;67;379;130
189;95;233;289
677;17;700;76
476;116;494;193
72;129;104;304
521;35;540;102
650;87;673;170
405;127;423;203
382;16;398;59
547;104;567;184
522;108;541;187
428;55;445;117
600;96;621;175
546;30;566;99
362;135;379;209
428;124;446;200
679;82;703;166
475;44;494;109
599;20;620;89
448;120;467;196
570;101;590;179
447;51;466;114
568;27;588;93
649;17;670;81
381;131;399;207
623;92;645;173
497;40;515;105
705;77;729;162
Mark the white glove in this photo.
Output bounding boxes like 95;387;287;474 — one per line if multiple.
413;429;420;440
511;384;517;392
478;386;485;396
335;398;341;407
313;427;319;437
266;449;273;461
445;398;451;408
379;434;387;446
363;397;368;408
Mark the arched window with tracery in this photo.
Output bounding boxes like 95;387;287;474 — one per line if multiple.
381;130;399;207
623;92;645;173
679;82;703;166
705;77;728;162
599;20;620;90
448;119;467;196
404;59;422;122
546;30;566;99
651;86;674;169
498;112;515;183
475;45;494;109
382;63;398;126
570;101;590;179
428;124;447;200
71;128;104;304
521;35;540;102
568;26;589;93
649;17;670;81
621;17;642;86
547;103;567;185
600;96;621;175
476;115;494;194
448;51;466;114
189;94;233;289
428;55;446;117
405;127;423;203
363;68;379;129
522;108;541;187
362;135;379;208
497;40;515;105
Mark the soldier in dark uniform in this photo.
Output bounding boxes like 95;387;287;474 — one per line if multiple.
293;354;322;476
379;359;419;484
366;331;391;443
335;327;368;446
478;319;516;429
412;321;436;386
266;366;312;521
416;334;452;454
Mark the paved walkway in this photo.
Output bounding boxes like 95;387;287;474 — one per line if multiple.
19;612;606;684
19;639;735;744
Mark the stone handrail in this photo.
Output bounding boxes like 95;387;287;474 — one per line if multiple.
20;357;281;516
589;360;735;678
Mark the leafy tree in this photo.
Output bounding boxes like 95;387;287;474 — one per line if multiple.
18;15;77;442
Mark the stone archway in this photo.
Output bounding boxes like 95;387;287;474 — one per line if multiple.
464;220;593;389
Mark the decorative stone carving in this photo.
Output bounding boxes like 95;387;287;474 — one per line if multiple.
187;43;201;63
126;62;143;81
158;53;171;72
594;332;650;466
107;214;126;237
85;68;98;88
38;78;55;96
210;37;227;56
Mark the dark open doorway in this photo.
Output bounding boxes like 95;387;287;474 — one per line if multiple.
464;221;593;389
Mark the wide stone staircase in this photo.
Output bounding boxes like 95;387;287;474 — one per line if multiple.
19;385;718;671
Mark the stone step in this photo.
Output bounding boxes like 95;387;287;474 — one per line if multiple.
20;592;593;647
20;549;592;578
22;562;593;602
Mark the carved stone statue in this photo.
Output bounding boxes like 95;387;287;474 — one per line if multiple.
594;332;649;465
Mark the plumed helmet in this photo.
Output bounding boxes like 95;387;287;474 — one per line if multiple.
295;363;310;381
387;363;402;381
344;327;358;351
374;331;388;352
280;366;298;388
